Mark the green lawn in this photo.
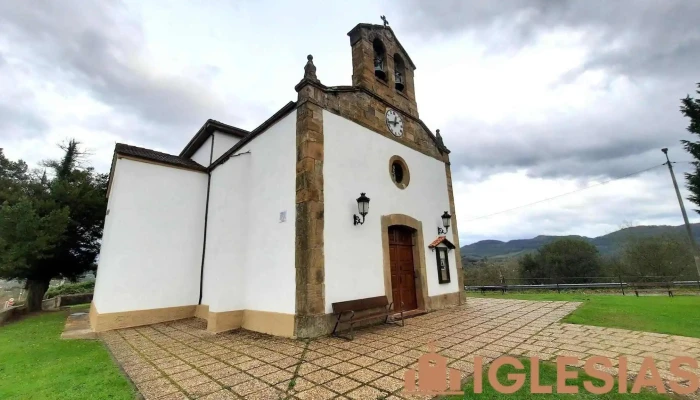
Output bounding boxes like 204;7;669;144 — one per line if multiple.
445;358;679;399
467;292;700;339
0;308;134;400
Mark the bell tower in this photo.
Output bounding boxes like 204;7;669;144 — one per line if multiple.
347;21;419;118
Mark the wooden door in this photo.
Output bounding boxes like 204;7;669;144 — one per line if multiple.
388;226;418;311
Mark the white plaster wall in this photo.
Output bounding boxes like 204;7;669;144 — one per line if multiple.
212;131;241;162
323;110;458;313
191;136;213;167
93;158;208;313
202;113;296;314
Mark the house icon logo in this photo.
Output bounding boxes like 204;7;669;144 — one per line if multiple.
403;343;463;396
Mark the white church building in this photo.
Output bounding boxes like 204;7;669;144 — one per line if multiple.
91;22;464;338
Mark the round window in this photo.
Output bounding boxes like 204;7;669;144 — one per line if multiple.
389;155;410;189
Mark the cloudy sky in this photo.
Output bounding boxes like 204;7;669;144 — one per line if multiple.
1;1;699;245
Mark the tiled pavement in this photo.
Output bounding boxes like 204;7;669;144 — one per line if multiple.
101;298;700;399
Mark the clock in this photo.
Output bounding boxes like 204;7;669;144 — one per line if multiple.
385;108;404;137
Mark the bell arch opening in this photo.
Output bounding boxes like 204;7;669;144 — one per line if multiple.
373;38;387;81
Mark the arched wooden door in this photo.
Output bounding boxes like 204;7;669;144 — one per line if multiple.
388;226;418;311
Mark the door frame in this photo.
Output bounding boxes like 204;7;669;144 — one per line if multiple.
381;214;429;311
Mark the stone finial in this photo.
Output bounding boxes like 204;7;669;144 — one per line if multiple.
436;129;446;148
304;54;318;81
381;15;389;27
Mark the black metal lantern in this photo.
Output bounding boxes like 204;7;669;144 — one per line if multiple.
353;192;370;226
438;211;451;235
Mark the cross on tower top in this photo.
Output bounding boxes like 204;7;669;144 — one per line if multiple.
380;15;389;27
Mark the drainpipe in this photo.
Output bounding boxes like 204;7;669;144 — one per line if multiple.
198;135;215;304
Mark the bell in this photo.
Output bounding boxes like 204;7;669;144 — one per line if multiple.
395;71;404;91
374;57;386;80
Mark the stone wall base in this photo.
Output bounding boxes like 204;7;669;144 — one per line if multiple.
294;314;336;338
89;302;197;332
428;291;461;310
91;303;296;337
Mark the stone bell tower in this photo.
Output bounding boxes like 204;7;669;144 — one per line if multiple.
347;21;419;118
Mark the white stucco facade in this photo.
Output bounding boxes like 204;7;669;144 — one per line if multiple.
323;110;459;313
93;158;208;313
212;131;241;162
191;136;213;167
201;113;297;315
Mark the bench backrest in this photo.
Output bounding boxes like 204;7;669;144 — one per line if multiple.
634;282;671;287
332;296;389;313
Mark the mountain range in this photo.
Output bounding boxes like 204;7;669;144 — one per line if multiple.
460;223;700;262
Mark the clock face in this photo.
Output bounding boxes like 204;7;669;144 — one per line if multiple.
385;108;404;137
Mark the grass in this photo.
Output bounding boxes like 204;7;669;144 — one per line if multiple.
0;307;134;400
445;358;678;399
467;291;700;339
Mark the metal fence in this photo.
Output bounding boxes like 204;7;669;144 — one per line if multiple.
464;275;700;295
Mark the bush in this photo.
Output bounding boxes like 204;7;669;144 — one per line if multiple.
619;234;696;281
44;280;94;299
519;238;601;284
465;258;520;286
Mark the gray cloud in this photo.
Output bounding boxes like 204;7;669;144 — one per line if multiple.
0;1;254;151
402;1;700;181
0;101;49;138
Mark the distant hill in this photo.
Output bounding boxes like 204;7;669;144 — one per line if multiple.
461;223;700;263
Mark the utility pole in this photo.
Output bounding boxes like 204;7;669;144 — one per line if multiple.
661;148;700;279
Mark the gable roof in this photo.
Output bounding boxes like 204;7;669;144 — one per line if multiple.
179;119;249;158
428;236;456;249
115;143;207;172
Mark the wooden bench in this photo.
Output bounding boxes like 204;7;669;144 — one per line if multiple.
478;285;507;294
331;296;404;340
631;282;674;297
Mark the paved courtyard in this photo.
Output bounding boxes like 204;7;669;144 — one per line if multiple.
101;298;700;399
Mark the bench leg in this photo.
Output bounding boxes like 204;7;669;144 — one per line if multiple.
635;290;639;297
669;290;673;297
331;315;341;337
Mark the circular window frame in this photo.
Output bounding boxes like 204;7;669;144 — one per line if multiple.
389;155;410;189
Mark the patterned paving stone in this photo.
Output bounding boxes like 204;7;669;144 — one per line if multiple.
295;385;338;400
102;298;700;400
186;381;223;398
324;376;362;394
198;389;238;400
230;378;270;397
217;372;252;387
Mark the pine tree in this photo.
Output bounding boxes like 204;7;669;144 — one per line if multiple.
0;141;107;310
681;83;700;212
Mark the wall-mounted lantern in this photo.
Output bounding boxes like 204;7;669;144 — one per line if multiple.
353;192;370;226
437;211;451;235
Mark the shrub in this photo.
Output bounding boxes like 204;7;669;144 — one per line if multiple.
519;238;601;284
44;280;94;299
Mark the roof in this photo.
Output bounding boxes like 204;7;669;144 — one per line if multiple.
428;236;456;249
180;119;249;158
347;24;416;69
210;101;297;169
115;143;207;172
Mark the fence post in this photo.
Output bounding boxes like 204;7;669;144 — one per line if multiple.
619;275;625;296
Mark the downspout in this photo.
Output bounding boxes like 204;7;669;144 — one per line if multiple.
198;134;215;304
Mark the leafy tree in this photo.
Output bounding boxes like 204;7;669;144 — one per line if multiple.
0;141;107;310
681;83;700;212
0;149;30;205
519;238;601;284
619;234;694;281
